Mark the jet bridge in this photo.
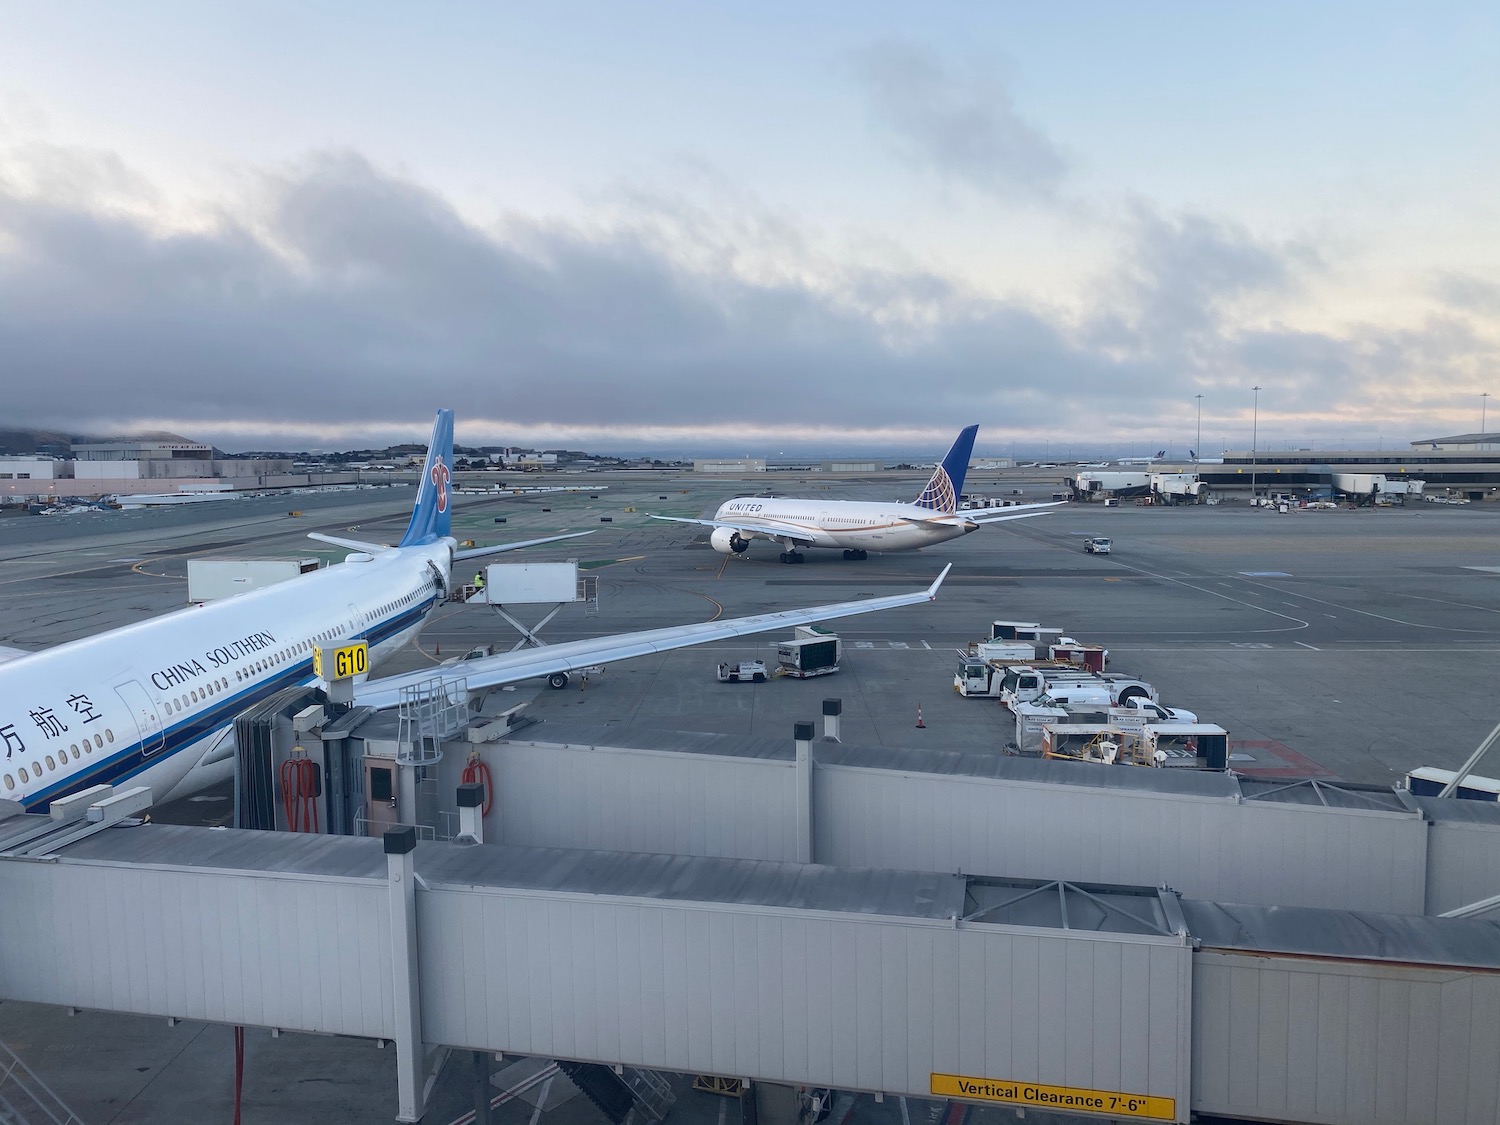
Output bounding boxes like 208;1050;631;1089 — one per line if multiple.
3;804;1500;1125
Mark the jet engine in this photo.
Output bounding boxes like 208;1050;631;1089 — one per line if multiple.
710;527;751;555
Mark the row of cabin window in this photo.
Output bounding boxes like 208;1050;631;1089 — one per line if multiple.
377;590;422;618
3;728;115;791
3;600;421;796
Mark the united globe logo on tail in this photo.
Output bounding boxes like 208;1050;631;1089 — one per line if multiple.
912;425;979;512
914;467;957;512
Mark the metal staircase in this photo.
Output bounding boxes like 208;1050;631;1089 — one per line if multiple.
0;1038;85;1125
551;1060;677;1124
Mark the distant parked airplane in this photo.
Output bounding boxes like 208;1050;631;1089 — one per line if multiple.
1116;450;1168;466
0;410;951;812
652;425;1062;563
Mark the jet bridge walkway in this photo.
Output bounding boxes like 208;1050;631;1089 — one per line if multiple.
0;807;1498;1125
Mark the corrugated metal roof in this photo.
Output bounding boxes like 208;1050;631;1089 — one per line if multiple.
1180;899;1500;970
419;843;966;919
1412;793;1500;825
53;822;387;879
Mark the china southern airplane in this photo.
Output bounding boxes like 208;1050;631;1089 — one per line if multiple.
652;425;1062;563
0;410;949;813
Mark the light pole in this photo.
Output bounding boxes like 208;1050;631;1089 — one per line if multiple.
1194;394;1203;461
1251;385;1262;500
1482;392;1491;434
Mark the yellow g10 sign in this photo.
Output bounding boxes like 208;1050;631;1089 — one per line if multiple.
315;641;369;681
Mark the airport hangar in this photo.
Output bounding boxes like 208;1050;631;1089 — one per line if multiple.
4;699;1500;1125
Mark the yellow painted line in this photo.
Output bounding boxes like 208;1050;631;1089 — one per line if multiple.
931;1074;1175;1120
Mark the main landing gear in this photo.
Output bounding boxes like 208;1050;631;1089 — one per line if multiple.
841;549;869;560
778;551;806;564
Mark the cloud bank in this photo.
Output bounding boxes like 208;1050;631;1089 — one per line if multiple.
0;141;1493;453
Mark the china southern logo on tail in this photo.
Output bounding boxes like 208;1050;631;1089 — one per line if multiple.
431;457;451;514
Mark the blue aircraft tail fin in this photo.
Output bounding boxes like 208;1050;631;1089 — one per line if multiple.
912;425;978;512
398;409;455;546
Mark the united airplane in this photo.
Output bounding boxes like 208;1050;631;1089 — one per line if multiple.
653;425;1062;563
0;410;949;812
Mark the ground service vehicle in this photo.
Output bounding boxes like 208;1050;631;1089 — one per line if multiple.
717;660;768;683
1084;537;1112;554
1118;698;1198;723
998;666;1156;709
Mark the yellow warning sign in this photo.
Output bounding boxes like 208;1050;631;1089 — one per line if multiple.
931;1073;1175;1121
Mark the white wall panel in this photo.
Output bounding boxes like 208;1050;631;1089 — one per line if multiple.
0;863;392;1037
1427;819;1500;914
815;767;1427;913
493;744;798;861
417;886;1192;1116
1193;950;1500;1125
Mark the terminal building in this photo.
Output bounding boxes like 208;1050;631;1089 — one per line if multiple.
1181;433;1500;499
693;458;767;473
1;433;361;501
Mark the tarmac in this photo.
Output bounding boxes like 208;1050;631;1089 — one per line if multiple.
2;471;1499;1122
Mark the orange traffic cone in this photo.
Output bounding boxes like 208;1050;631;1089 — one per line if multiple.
915;704;926;729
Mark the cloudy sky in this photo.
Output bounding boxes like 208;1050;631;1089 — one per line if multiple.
1;2;1496;455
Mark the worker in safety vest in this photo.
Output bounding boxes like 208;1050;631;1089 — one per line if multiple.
473;571;485;590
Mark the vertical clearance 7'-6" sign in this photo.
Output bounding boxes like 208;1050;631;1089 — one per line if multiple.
930;1074;1176;1121
314;642;368;681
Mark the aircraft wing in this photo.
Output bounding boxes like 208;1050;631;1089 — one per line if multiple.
649;514;811;544
894;501;1063;527
354;564;951;708
961;501;1067;520
453;530;594;562
308;530;594;560
968;510;1058;525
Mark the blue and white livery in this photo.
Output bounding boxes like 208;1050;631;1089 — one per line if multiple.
0;410;950;812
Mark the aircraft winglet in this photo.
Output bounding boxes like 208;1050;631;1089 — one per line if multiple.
926;563;952;599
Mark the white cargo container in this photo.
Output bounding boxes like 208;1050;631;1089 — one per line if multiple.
479;561;581;604
776;625;841;677
187;557;320;603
